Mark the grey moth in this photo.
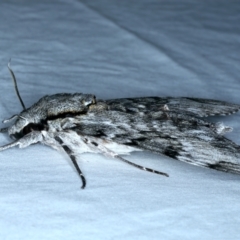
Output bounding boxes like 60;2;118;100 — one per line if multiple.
1;62;240;188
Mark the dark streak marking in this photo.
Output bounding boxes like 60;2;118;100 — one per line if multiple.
208;161;240;174
164;146;179;159
91;141;98;146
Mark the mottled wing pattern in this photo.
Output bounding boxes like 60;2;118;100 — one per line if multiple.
66;97;240;174
105;97;240;117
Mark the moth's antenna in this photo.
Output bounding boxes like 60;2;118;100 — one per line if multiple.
7;59;26;110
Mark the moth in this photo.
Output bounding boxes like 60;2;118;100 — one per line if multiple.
1;62;240;188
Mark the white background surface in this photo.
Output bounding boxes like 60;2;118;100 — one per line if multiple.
0;0;240;239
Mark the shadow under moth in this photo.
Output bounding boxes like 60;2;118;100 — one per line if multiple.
1;62;240;188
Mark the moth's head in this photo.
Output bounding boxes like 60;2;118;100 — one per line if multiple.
3;62;96;139
3;93;96;139
4;114;46;140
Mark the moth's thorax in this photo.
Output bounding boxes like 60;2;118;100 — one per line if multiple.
6;93;96;137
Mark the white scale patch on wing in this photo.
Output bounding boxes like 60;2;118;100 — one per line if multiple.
42;130;141;156
101;141;141;155
214;122;233;135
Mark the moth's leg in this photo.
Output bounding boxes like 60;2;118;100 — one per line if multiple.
92;139;169;177
0;131;43;151
0;139;21;151
114;155;169;177
2;114;19;123
1;115;19;133
54;136;86;189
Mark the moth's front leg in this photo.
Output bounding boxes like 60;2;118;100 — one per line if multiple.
40;131;87;189
0;131;43;151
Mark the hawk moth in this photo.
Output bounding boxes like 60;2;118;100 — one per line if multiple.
1;62;240;188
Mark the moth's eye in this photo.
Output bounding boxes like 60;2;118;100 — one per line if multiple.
20;123;46;137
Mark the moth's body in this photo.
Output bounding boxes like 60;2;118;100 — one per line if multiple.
1;64;240;188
